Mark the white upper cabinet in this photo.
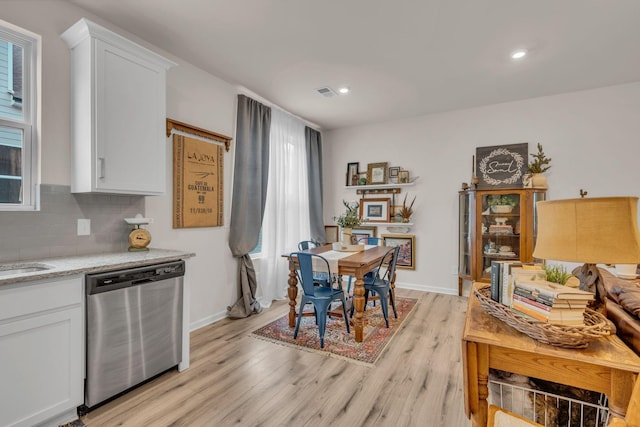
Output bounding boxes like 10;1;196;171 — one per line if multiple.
61;18;176;195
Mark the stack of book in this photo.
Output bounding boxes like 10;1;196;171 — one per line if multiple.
511;279;594;325
490;261;545;306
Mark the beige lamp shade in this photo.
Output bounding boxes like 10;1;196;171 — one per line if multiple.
533;197;640;264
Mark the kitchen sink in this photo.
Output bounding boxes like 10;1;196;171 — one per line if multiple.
0;263;54;277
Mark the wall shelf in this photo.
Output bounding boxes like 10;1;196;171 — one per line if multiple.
362;222;413;227
345;181;416;192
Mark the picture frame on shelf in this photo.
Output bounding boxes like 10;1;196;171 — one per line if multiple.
390;205;403;222
351;225;378;243
388;166;400;184
382;234;416;270
367;162;388;185
360;198;390;223
324;225;339;243
398;170;410;183
347;162;359;186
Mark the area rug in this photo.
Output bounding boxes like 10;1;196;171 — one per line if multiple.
251;297;417;365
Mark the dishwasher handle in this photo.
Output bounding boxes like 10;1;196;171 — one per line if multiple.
86;261;185;295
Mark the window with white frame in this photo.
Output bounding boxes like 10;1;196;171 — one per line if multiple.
0;19;40;210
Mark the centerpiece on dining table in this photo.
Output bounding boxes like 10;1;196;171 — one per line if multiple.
333;200;365;251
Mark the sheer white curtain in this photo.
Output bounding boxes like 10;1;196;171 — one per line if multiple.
257;108;310;307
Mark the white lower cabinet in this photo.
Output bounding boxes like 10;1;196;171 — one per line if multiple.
0;276;83;427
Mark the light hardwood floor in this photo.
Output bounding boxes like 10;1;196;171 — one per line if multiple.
81;289;471;427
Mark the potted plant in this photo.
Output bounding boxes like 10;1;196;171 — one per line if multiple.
334;200;361;244
487;195;518;213
399;194;416;223
527;143;551;189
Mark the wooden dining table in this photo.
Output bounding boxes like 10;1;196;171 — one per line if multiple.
285;244;392;342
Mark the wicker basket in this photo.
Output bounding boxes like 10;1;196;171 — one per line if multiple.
474;285;615;348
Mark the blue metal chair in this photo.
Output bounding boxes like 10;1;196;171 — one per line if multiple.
346;237;386;294
297;240;332;287
357;236;385;246
352;246;399;328
298;240;319;251
290;252;350;348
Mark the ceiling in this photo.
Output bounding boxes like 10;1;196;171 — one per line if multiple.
65;0;640;130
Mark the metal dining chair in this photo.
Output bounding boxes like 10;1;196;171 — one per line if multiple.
298;240;319;251
351;246;400;328
289;252;350;348
297;240;332;287
346;237;386;294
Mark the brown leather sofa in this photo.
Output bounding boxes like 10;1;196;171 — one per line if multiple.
601;268;640;355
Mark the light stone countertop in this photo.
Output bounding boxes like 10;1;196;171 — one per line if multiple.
0;248;196;286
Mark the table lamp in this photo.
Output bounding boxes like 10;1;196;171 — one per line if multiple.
532;196;640;309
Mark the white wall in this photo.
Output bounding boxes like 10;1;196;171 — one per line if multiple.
1;0;239;327
324;82;640;295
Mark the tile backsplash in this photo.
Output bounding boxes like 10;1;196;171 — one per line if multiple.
0;184;145;262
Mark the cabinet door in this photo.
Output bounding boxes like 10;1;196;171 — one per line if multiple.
0;307;83;427
95;39;166;194
478;191;523;281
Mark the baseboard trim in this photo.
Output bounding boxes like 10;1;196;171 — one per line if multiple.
395;281;459;296
190;310;228;332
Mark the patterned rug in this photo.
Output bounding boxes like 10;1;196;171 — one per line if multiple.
251;297;418;365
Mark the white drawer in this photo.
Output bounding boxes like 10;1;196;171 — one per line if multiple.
0;275;83;322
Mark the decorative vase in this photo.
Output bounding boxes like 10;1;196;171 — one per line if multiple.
341;228;353;245
531;173;548;189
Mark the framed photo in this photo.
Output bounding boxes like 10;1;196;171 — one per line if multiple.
388;166;400;184
351;225;378;243
347;162;359;186
367;162;388;185
360;198;390;223
382;234;416;270
398;170;410;183
324;225;339;243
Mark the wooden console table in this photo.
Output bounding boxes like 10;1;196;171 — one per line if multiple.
463;283;640;426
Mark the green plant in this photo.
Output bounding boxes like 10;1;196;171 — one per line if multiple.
544;264;572;285
487;195;518;207
528;143;552;174
334;200;361;228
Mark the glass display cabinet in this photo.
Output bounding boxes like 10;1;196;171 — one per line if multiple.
458;188;546;295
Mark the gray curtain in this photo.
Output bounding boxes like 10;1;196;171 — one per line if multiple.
305;126;325;243
227;95;271;318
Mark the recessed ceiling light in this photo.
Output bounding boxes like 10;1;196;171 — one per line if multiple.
511;50;527;59
338;86;350;94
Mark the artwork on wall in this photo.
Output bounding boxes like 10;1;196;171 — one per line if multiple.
347;162;359;186
475;143;528;189
367;162;388;185
324;225;339;243
351;225;378;243
360;198;390;223
382;234;416;270
173;134;224;228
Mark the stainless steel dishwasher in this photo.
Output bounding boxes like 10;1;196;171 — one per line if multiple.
83;260;184;411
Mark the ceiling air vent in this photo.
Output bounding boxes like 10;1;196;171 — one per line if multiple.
315;86;337;98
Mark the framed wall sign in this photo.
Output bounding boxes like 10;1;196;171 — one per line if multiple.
360;198;390;222
367;162;388;185
476;143;528;189
382;234;416;270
